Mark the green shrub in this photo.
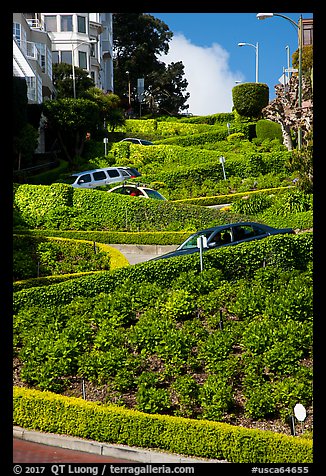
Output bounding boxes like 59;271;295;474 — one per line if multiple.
171;375;200;417
199;374;235;421
136;385;172;414
256;119;283;143
244;379;277;419
232;193;273;214
29;160;70;186
272;372;313;420
227;132;245;142
78;348;130;385
198;328;234;370
170;268;225;295
163;289;197;320
232;83;269;118
13;241;313;438
15;229;191;246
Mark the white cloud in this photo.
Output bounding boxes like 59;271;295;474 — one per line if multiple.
158;33;244;115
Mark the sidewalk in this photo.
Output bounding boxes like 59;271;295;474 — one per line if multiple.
14;426;227;464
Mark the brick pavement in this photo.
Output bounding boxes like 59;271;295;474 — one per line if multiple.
13;438;133;463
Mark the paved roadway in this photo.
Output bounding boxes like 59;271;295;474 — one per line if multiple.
13;438;134;463
109;244;178;265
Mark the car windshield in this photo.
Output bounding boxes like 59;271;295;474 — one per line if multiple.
109;187;126;194
180;231;212;249
140;140;153;145
125;167;141;177
65;176;78;184
144;189;166;200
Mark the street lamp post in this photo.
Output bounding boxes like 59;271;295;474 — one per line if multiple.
72;40;96;99
285;45;291;83
126;70;131;106
257;13;303;150
238;42;259;83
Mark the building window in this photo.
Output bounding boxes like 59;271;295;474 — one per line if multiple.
60;15;73;32
61;50;72;65
13;22;21;43
37;42;46;72
46;47;52;78
303;26;313;46
77;15;86;34
52;51;59;64
37;73;43;104
78;51;87;69
44;15;57;32
26;76;36;102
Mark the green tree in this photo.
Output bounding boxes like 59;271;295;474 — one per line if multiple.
287;130;313;192
292;45;313;79
145;61;190;115
83;87;125;132
13;123;39;171
113;13;189;115
13;78;41;171
52;63;94;99
43;98;100;163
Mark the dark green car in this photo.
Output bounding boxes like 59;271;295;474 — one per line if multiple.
151;222;294;261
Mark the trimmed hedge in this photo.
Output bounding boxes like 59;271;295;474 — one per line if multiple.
13;235;129;281
13;183;223;232
178;112;235;124
117;118;222;138
256;119;283;144
13;233;313;311
14;230;191;246
172;186;294;207
13;237;130;290
13;271;106;292
115;143;291;179
116;117;256;143
13;387;313;463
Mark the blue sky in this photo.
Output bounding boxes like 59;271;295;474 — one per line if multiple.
148;12;313;115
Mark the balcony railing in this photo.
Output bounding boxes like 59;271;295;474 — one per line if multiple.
26;18;45;31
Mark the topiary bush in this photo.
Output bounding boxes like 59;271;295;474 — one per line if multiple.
232;83;269;118
256;119;283;144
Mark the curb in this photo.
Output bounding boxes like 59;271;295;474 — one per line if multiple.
13;426;227;464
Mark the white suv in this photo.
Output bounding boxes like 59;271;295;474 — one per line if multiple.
69;167;141;189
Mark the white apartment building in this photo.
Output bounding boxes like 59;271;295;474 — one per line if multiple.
13;13;114;156
13;12;114;104
40;12;114;94
13;12;54;104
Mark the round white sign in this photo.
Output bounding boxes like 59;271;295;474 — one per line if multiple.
294;403;306;422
